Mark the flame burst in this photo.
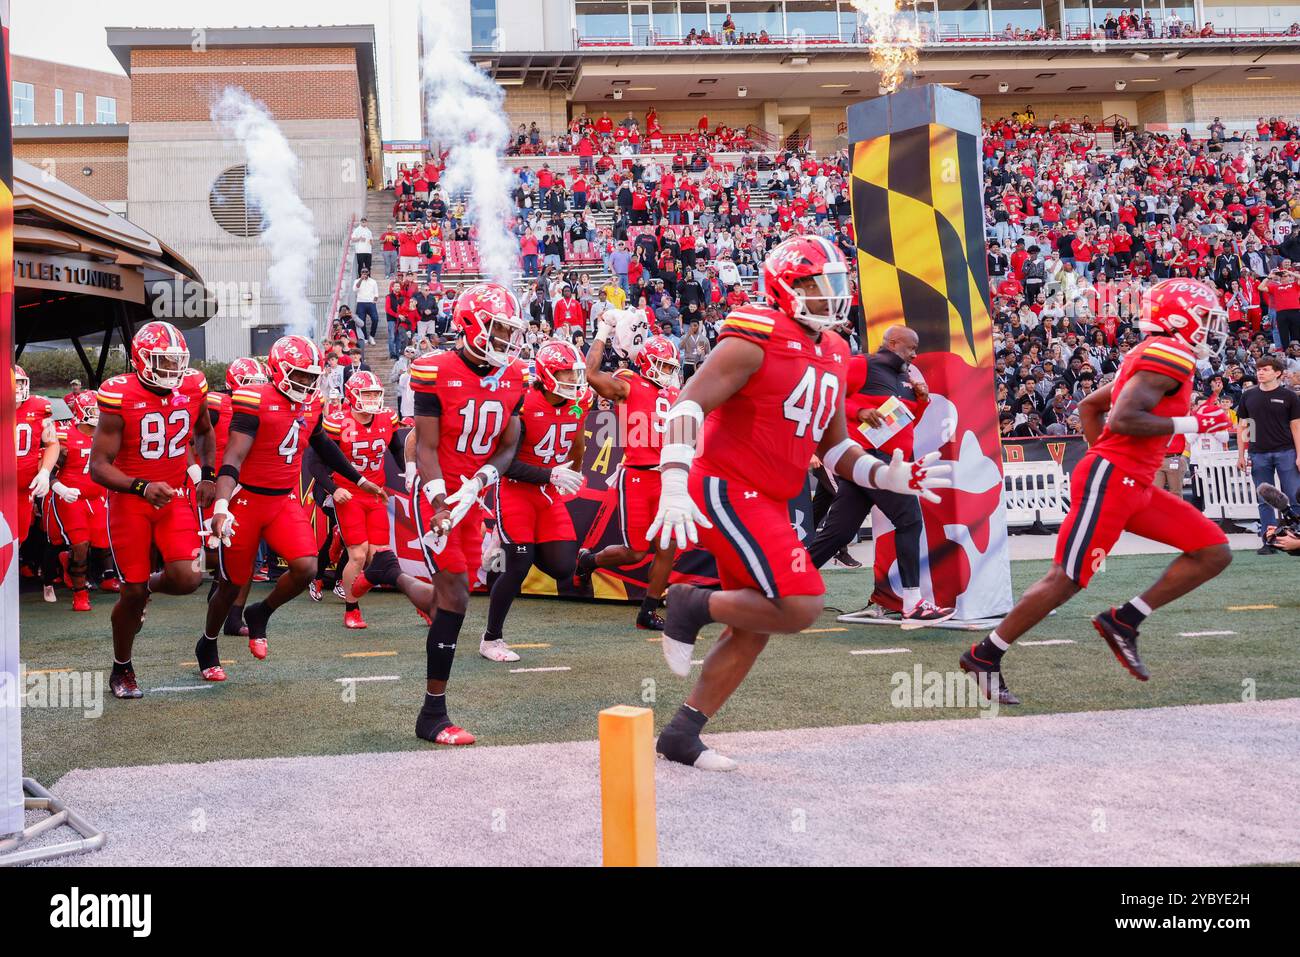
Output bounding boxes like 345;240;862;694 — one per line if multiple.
850;0;923;94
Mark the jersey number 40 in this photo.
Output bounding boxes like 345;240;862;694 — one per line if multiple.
783;368;839;442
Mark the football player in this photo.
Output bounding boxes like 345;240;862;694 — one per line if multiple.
44;391;110;612
960;278;1235;702
647;235;952;770
202;356;268;638
13;364;59;554
361;282;529;745
205;336;384;678
576;313;680;630
483;339;590;661
321;370;405;630
91;322;217;700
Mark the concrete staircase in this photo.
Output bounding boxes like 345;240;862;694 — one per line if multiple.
359;189;400;407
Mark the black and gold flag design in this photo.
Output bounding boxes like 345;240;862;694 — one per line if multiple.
850;124;993;367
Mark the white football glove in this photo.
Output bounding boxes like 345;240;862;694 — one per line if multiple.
444;467;496;530
50;481;81;504
549;465;584;496
28;468;50;500
206;500;237;549
404;460;419;494
646;468;712;550
863;449;954;504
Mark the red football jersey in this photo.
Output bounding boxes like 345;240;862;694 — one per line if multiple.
322;406;401;488
55;425;104;498
207;391;232;467
516;387;593;469
695;305;849;501
1089;336;1197;481
615;369;678;467
229;382;323;490
15;395;53;479
98;368;209;486
408;351;529;494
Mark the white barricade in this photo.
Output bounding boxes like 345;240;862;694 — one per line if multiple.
1195;451;1258;521
1002;460;1071;529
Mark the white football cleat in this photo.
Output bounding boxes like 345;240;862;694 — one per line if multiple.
479;636;520;663
693;749;738;772
42;585;57;603
661;635;694;677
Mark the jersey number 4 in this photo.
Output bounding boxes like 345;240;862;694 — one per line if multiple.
139;411;191;461
783;368;839;442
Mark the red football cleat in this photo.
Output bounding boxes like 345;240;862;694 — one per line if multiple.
344;608;367;630
71;590;91;613
200;665;227;682
352;573;374;599
252;565;269;583
99;577;121;593
248;637;268;660
435;725;476;746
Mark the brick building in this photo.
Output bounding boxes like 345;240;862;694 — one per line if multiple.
10;53;130;126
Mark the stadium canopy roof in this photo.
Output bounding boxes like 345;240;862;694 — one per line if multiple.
13;157;215;383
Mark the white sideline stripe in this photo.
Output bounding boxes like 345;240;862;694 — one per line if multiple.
1020;639;1077;646
1179;630;1237;637
509;666;572;674
850;648;911;656
335;676;401;683
149;685;218;694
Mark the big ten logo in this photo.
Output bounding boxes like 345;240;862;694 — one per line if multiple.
791;808;806;833
1089;547;1107;578
1241;677;1256;702
192;28;208;53
191;807;208;834
1091;806;1108;833
640;677;656;704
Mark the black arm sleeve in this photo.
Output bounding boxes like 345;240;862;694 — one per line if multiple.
506;460;552;484
230;411;260;438
304;445;337;498
388;429;408;469
308;422;363;485
414;391;441;417
208;407;221;427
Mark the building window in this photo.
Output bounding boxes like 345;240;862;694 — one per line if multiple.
470;0;498;49
54;88;65;124
209;165;267;238
13;82;34;125
95;96;117;124
75;92;84;124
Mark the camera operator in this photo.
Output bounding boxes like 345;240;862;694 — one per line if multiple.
1260;260;1300;349
1237;356;1300;554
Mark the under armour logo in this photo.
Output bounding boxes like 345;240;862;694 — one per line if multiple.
744;491;758;499
1122;477;1135;487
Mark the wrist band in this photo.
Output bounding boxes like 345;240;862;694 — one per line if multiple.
212;498;230;517
475;464;500;488
218;464;241;482
187;464;203;486
1170;416;1197;435
129;478;149;497
202;466;217;483
661;443;696;468
423;478;447;504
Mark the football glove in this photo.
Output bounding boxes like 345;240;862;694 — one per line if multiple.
28;469;50;500
549;465;584;496
50;481;81;504
646;467;712;550
858;449;953;504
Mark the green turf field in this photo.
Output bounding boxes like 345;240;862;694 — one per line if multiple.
13;551;1298;785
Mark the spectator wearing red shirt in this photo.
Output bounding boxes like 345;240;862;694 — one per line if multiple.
1261;262;1300;346
553;288;586;334
595;112;614;136
577;135;595;172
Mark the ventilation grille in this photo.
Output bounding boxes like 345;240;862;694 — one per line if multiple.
209;165;265;238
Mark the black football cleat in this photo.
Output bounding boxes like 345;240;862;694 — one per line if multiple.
1093;608;1149;681
110;670;143;700
573;548;596;592
959;644;1020;706
636;610;665;631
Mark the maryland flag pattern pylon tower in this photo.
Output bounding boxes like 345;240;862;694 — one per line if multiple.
847;86;1012;621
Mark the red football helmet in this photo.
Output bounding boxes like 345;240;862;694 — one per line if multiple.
1139;278;1228;359
345;370;386;415
132;321;190;390
453;282;525;368
13;364;29;405
226;356;268;392
70;390;99;427
636;335;680;389
535;339;587;401
762;234;851;333
267;335;325;404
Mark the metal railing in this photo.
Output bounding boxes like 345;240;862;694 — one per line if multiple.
326;212;359;340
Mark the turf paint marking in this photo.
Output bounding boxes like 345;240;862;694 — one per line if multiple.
802;627;849;634
509;666;571;674
334;676;400;683
25;668;73;676
849;648;911;656
1227;604;1276;611
1179;630;1237;637
1020;640;1076;647
178;660;236;667
341;651;398;658
150;685;218;694
509;643;552;649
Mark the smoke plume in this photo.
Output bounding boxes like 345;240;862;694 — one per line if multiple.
212;87;320;338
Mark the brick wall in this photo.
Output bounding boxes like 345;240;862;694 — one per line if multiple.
14;140;128;203
979;100;1106;125
1184;81;1300;123
11;54;131;125
502;87;570;138
129;47;362;124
